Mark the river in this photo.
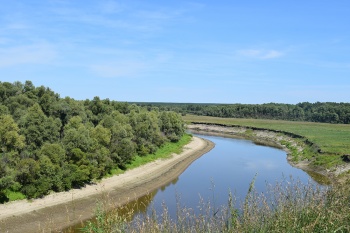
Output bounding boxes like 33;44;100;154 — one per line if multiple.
70;132;327;231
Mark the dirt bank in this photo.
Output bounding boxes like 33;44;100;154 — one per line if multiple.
0;136;214;233
187;123;344;184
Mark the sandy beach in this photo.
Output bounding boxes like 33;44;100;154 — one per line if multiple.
0;136;214;233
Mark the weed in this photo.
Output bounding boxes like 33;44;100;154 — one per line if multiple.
79;177;350;232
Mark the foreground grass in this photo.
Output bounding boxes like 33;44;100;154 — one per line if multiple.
81;178;350;233
183;115;350;168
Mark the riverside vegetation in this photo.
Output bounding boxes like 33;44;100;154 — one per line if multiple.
1;81;349;232
79;109;350;232
80;177;350;233
183;115;350;175
0;81;185;201
137;102;350;124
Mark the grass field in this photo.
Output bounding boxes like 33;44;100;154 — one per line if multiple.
183;115;350;169
183;115;350;155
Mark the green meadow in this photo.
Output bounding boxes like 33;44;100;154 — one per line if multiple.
183;115;350;169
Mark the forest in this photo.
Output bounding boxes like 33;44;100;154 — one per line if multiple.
137;102;350;124
0;81;185;199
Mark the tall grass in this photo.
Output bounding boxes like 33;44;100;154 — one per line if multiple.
80;178;350;233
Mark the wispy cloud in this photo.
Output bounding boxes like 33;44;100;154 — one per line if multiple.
48;1;186;34
238;49;284;60
0;37;10;44
0;43;57;68
98;0;125;14
5;22;31;30
90;61;147;78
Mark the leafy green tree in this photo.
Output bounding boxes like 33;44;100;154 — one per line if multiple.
20;104;47;150
39;143;65;165
88;124;113;177
0;158;18;200
56;97;87;127
0;115;25;153
88;147;113;178
110;123;136;168
90;124;111;149
16;158;40;198
4;94;35;121
63;116;93;153
20;104;61;150
129;110;166;155
0;82;22;102
0;105;9;116
159;111;185;142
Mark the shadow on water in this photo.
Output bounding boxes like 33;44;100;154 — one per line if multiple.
305;170;331;185
67;178;179;232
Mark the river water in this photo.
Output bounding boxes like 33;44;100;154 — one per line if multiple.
71;132;326;231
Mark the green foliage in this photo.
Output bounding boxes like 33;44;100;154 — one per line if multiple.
39;143;65;165
0;81;186;201
159;111;185;142
0;114;25;152
4;190;26;202
126;134;192;170
138;102;350;124
20;103;61;150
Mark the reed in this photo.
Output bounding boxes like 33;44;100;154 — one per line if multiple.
80;177;350;233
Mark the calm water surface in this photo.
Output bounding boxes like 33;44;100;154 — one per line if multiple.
71;133;325;230
115;133;323;220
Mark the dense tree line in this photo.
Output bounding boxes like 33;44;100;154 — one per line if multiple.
0;81;185;199
137;102;350;124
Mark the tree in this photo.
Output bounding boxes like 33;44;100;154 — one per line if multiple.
39;143;65;165
20;104;61;151
63;119;92;154
0;115;25;153
110;123;136;168
159;111;185;142
129;110;165;155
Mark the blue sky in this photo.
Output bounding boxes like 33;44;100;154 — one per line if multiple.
1;1;349;104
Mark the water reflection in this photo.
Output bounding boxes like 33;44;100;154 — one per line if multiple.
115;133;327;220
117;177;179;221
70;133;328;231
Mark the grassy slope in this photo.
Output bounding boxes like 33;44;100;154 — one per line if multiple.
183;115;350;155
108;134;193;176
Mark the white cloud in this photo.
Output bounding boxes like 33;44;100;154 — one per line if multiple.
0;43;57;68
239;49;284;60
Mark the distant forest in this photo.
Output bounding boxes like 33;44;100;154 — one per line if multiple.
0;81;185;199
137;102;350;124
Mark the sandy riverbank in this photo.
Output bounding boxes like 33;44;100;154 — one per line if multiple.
0;136;214;233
